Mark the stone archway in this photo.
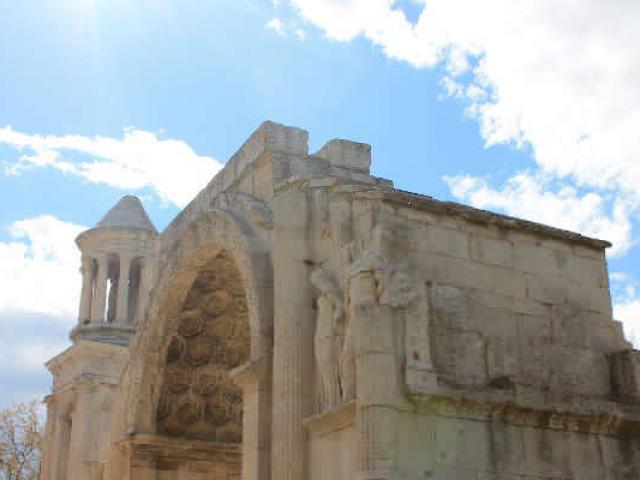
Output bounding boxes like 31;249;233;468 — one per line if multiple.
117;208;273;480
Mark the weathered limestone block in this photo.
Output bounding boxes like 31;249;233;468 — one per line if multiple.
525;274;567;305
550;303;589;347
432;324;486;387
551;346;610;397
516;314;552;388
425;225;470;260
567;282;613;316
315;139;371;173
470;235;514;268
587;315;630;352
307;407;358;480
482;310;518;376
610;349;640;403
514;241;565;277
565;254;608;289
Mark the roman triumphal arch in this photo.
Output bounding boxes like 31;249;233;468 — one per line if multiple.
42;122;640;480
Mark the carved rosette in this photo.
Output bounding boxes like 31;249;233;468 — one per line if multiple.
156;251;250;442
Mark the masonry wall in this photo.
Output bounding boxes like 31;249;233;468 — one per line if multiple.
398;411;639;480
380;200;638;480
290;172;639;479
400;204;627;392
308;425;358;480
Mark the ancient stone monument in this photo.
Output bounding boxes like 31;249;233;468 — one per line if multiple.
41;122;640;479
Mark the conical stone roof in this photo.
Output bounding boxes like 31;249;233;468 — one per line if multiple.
96;195;156;232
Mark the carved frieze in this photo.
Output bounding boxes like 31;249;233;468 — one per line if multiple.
156;251;250;442
177;310;204;337
192;365;226;396
156;389;173;421
166;337;185;363
175;394;202;425
165;363;192;394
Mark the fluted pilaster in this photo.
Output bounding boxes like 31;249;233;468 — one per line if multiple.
271;184;314;480
115;256;132;324
78;256;93;323
92;257;108;323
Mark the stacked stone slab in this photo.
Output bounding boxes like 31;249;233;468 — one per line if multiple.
42;121;640;480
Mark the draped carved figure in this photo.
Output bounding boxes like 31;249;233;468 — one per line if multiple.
310;267;346;410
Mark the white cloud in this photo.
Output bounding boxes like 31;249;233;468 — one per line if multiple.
445;173;633;256
611;273;640;347
289;0;435;65
266;17;286;37
288;0;640;254
0;215;85;319
616;300;640;348
1;126;223;208
0;215;86;406
0;312;71;407
19;342;67;370
294;28;306;41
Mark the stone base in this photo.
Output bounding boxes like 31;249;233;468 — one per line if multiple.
70;323;136;346
121;434;241;479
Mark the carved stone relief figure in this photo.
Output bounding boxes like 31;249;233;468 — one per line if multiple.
347;222;434;395
310;267;345;410
156;251;250;442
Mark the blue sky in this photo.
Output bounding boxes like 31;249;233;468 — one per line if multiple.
1;0;639;407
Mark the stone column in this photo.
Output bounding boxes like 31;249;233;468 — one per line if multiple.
92;256;109;323
68;384;94;480
78;256;93;323
232;357;272;480
350;271;402;480
50;407;72;480
116;256;131;324
131;259;151;326
271;183;314;480
40;396;57;480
